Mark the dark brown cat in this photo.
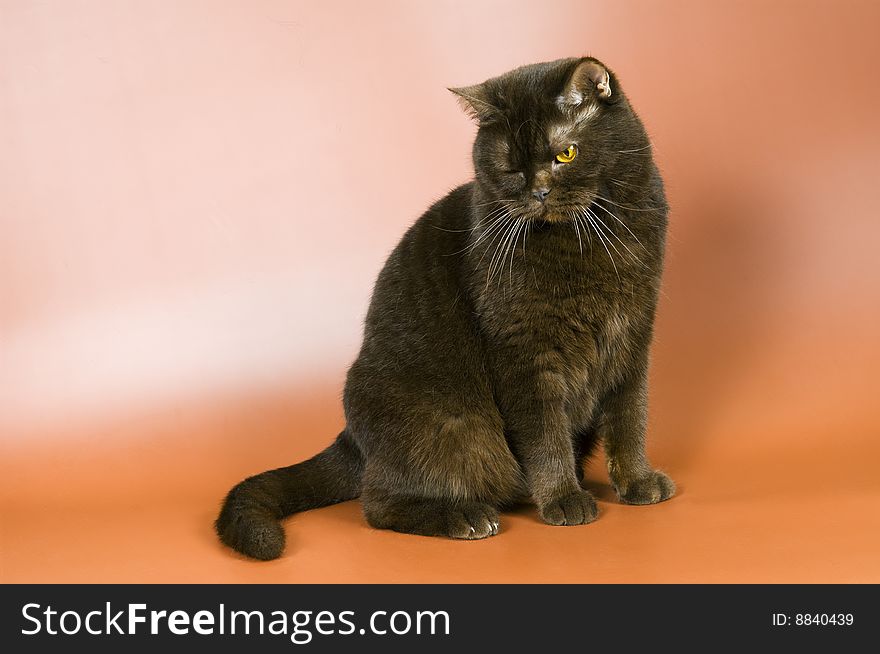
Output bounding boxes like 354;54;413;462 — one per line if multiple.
216;56;674;560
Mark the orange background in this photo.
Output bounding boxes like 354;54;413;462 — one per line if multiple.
2;0;879;583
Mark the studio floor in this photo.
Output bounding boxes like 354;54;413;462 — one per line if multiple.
3;377;878;584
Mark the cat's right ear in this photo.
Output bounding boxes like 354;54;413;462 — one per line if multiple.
449;84;497;123
561;58;618;106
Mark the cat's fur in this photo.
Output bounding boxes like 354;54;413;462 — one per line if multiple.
216;57;673;560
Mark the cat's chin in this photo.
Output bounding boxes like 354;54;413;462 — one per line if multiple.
534;211;571;225
528;216;570;232
511;204;562;223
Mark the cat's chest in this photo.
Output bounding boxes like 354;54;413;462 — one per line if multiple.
540;291;633;369
485;283;638;385
472;224;656;398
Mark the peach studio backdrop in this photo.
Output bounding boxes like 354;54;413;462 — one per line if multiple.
2;0;879;583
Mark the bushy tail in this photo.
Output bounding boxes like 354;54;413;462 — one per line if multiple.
215;430;363;560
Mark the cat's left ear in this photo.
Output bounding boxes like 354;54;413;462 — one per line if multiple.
561;58;618;106
449;83;497;123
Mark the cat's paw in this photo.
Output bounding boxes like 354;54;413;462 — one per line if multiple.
446;503;501;539
540;490;598;526
616;470;675;505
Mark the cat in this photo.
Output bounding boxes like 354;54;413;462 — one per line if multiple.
216;56;674;560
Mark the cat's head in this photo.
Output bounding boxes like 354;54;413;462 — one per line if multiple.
451;57;649;223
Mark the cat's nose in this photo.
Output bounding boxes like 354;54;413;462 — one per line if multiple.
532;187;551;203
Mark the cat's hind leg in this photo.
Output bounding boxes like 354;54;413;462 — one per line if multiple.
357;411;523;539
363;492;500;539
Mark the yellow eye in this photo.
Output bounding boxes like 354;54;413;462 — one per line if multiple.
556;144;578;163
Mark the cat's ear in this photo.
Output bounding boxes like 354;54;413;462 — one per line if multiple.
449;83;498;123
561;58;617;106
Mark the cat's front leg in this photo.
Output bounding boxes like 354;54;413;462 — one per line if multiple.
601;366;675;505
504;392;598;526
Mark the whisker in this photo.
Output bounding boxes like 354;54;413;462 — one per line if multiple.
569;210;584;256
473;198;516;208
470;212;513;253
432;224;477;233
486;217;520;289
617;144;652;154
575;213;593;254
590;199;645;247
482;214;517;274
581;209;619;280
593;193;660;213
493;217;523;286
507;218;528;285
514;118;535;140
585;208;625;259
586;206;642;266
498;221;519;289
437;204;510;234
476;203;516;225
443;209;511;256
608;178;643;190
472;204;512;227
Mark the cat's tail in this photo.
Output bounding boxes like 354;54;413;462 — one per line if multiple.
215;430;364;561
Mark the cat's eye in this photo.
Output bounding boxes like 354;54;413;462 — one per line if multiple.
555;144;578;164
